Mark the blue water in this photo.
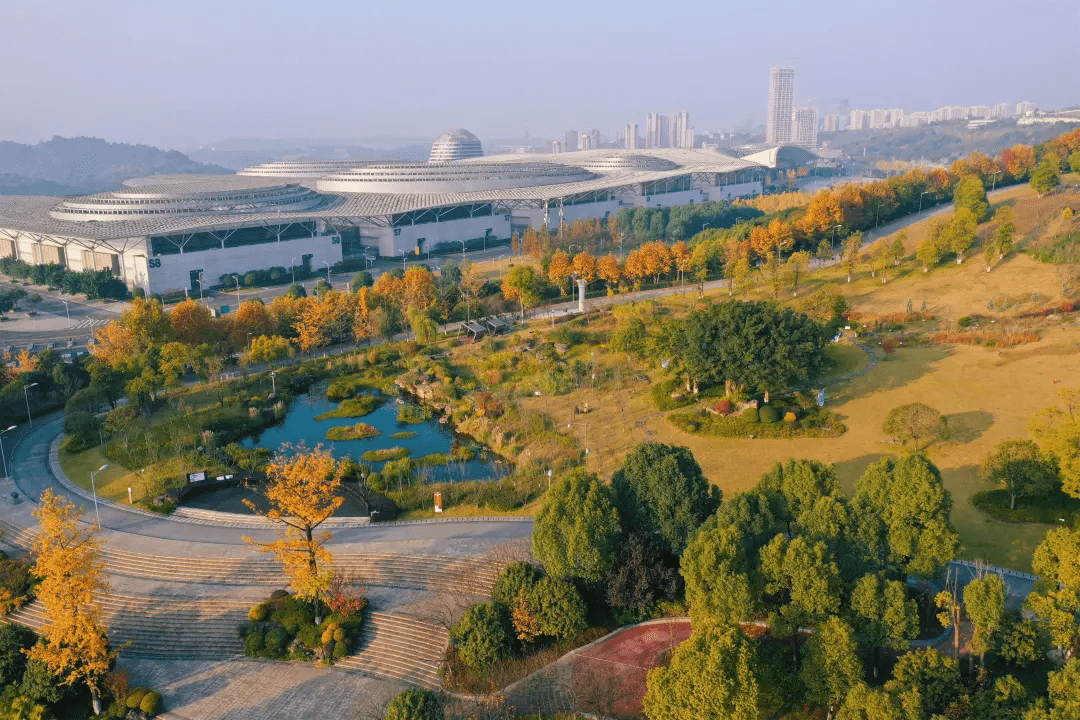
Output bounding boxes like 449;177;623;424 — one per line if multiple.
240;385;498;483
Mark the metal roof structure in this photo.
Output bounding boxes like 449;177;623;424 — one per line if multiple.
0;147;767;244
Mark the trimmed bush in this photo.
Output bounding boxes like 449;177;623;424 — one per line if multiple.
266;627;289;654
385;688;443;720
491;561;543;608
741;407;759;423
333;628;345;642
332;641;349;658
248;603;268;622
126;688;149;709
269;589;289;600
759;405;779;423
140;690;163;716
244;631;265;654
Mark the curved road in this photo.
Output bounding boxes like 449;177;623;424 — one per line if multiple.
5;414;532;556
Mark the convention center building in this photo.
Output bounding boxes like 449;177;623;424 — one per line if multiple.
0;129;770;297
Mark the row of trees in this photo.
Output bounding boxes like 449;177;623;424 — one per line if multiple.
0;257;127;301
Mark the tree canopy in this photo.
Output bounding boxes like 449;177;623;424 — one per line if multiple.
532;469;621;582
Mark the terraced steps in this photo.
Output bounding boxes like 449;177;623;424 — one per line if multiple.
338;612;448;690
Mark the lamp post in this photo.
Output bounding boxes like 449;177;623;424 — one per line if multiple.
270;371;277;395
990;171;1001;192
90;463;109;526
23;383;38;429
62;300;70;328
457;240;466;258
0;425;15;480
234;276;241;307
701;222;710;235
290;257;297;285
919;191;930;212
398;249;408;271
323;260;331;284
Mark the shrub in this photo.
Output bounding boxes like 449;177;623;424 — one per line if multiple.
126;687;149;709
140;690;163;716
385;688;443;720
243;631;265;654
741;406;759;423
759;405;779;424
711;399;732;415
783;411;797;424
332;641;349;658
269;589;290;600
248;603;268;622
491;561;543;608
296;625;320;649
958;315;977;329
450;603;512;671
266;627;289;654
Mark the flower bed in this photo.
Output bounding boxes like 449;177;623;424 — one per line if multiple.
240;588;366;665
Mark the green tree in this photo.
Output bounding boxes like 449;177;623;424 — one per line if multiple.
981;439;1059;510
759;534;842;663
836;683;905;720
680;515;758;625
532;469;621;582
1031;157;1061;196
800;616;864;708
0;685;53;720
521;577;587;641
970;675;1027;720
964;572;1006;669
953;174;990;221
642;623;759;720
884;648;965;719
490;561;543;608
1029;387;1080;499
853;454;959;579
997;612;1043;668
756;458;843;535
1026;524;1080;660
786;250;810;297
1023;658;1080;720
501;264;543;321
916;225;944;272
850;573;918;677
882;402;947;450
890;233;906;266
612;442;718;556
384;688;442;720
0;625;35;687
945;207;978;263
1069;151;1080;174
405;308;437;343
449;603;511;672
843;232;863;282
994;205;1016;260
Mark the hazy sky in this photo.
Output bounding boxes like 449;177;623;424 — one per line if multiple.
2;0;1077;151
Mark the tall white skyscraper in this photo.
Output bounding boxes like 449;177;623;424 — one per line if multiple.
646;113;669;148
766;67;795;145
672;111;691;148
624;123;639;149
791;107;818;147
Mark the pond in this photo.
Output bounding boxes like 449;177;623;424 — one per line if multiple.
182;385;506;515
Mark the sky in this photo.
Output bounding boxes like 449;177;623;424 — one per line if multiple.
2;0;1078;151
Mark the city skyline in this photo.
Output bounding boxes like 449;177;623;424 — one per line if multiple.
1;0;1078;151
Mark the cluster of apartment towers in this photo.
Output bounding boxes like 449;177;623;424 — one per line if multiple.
551;112;695;154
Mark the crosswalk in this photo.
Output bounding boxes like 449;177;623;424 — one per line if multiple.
74;317;110;329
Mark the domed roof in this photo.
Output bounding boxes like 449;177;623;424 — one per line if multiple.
430;128;484;162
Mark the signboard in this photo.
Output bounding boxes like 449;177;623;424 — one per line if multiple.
188;472;207;483
219;305;230;315
433;492;443;513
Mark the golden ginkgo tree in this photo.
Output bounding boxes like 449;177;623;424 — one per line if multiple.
244;443;344;622
27;489;115;715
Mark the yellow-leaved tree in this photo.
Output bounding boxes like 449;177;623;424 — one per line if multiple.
27;489;114;715
244;444;344;622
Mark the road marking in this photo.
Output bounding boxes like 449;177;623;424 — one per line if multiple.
74;318;109;329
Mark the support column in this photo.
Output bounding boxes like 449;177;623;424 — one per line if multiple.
577;278;586;313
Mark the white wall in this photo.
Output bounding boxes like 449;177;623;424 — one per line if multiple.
388;213;512;257
702;180;763;202
144;234;343;295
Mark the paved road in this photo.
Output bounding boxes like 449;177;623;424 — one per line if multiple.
4;413;532;555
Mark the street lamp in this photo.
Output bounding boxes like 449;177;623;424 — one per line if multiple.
62;300;70;328
990;171;1002;192
290;257;297;285
198;271;205;303
270;371;277;395
919;191;930;212
0;425;15;480
23;383;38;429
457;240;466;257
90;463;108;526
398;249;408;271
701;222;710;234
234;276;241;308
323;260;331;284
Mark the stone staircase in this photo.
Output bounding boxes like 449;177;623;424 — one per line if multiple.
337;612;448;690
7;597;449;688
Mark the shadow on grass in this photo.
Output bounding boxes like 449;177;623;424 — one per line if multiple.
830;343;953;405
946;410;995;444
832;453;891;490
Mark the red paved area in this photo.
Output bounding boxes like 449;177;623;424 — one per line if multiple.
571;620;692;719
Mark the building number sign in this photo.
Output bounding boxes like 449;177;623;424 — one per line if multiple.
148;258;162;268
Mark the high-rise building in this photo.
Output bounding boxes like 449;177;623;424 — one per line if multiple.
672;111;692;148
823;113;839;132
564;130;578;153
646;113;670;148
766;67;795;145
550;140;565;153
791;106;818;147
1016;101;1037;115
849;110;870;130
969;105;991;119
578;129;600;151
624;123;639;149
869;109;890;129
991;102;1013;119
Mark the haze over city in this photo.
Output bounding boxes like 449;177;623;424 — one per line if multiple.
2;0;1078;150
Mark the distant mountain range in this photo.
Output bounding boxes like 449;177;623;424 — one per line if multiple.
0;137;231;196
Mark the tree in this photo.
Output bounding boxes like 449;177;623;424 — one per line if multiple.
247;335;293;368
449;602;511;672
605;531;681;618
612;442;718;556
532;469;621;582
401;266;437;313
945;208;978;263
677;300;828;397
501;265;543;321
1029;387;1080;499
385;688;442;720
759;534;842;662
882;402;947;449
800;616;863;708
997;612;1042;667
851;573;918;677
981;439;1059;510
169;298;219;346
596;253;621;295
964;572;1006;669
490;561;542;608
244;444;344;623
548;250;573;294
854;454;959;579
642;623;759;720
1023;658;1080;720
953;174;990;221
890;232;906;266
836;683;906;720
843;232;863;282
755;458;843;535
884;648;964;719
572;251;597;285
519;577;587;641
458;260;484;319
27;489;113;715
970;675;1028;720
405;308;437;343
1031;157;1061;196
0;685;52;720
680;514;759;626
1026;524;1080;660
935;569;965;661
786;250;810;297
994;205;1016;260
0;625;35;687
